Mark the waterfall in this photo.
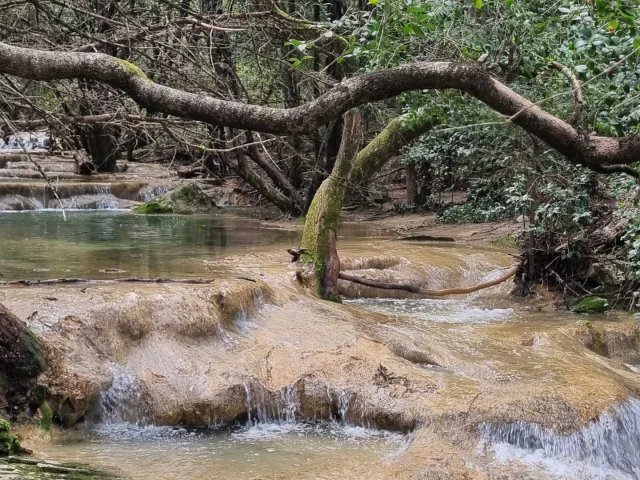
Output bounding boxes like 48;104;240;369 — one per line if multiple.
100;365;150;426
338;389;351;423
0;132;48;152
481;398;640;476
0;182;171;211
243;382;299;426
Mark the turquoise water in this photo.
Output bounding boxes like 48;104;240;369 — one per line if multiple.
0;209;299;280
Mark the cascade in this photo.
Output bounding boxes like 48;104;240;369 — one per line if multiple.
481;398;640;476
99;365;151;426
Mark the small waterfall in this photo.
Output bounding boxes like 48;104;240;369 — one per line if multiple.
243;382;299;426
0;132;48;152
0;182;170;211
100;365;150;426
481;398;640;476
338;389;351;423
280;385;298;423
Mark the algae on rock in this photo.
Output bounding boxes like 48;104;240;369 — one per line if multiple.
573;296;610;314
134;183;215;215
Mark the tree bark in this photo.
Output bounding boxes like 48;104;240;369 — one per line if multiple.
300;111;361;298
349;116;436;187
0;42;638;171
406;163;419;205
244;131;305;211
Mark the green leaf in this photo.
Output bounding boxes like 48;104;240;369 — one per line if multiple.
574;64;588;72
475;0;483;9
368;0;378;4
634;37;640;49
618;4;637;20
411;24;427;39
595;0;608;15
505;0;514;7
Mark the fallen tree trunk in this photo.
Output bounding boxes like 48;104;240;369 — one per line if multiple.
338;263;520;297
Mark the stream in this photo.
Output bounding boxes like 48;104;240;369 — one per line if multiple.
1;208;639;479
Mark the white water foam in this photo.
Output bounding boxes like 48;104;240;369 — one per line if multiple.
345;297;514;323
481;398;640;478
99;364;150;426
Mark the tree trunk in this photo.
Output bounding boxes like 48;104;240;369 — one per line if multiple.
349;116;436;188
79;125;119;173
2;42;640;172
300;111;361;299
406;163;418;205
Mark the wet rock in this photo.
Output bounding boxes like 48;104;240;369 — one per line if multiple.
2;457;121;478
133;184;215;215
0;304;46;411
573;296;610;314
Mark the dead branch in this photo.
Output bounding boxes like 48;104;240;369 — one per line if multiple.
338;264;520;297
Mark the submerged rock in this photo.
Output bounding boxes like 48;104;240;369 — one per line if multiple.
133;184;215;215
2;456;121;478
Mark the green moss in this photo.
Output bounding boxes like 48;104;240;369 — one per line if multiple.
573;296;610;314
579;319;608;356
38;402;53;432
134;184;213;215
115;59;148;79
133;199;172;214
325;294;343;303
0;419;21;456
491;237;518;249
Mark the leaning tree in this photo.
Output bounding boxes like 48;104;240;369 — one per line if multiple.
1;37;638;296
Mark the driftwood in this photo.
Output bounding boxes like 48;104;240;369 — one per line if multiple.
0;277;215;286
338;263;520;297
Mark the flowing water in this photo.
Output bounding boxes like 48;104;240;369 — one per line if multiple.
36;424;402;480
3;210;640;479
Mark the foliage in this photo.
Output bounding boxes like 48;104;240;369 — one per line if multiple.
0;419;21;456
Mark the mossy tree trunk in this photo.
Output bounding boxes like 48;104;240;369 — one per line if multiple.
300;111;362;298
348;115;437;188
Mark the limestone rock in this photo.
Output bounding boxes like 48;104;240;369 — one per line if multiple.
0;304;46;411
588;260;629;285
134;183;215;215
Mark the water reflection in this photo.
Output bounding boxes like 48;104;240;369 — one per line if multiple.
0;209;299;280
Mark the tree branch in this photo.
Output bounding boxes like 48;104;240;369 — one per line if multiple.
548;61;583;126
0;42;639;169
338;264;520;297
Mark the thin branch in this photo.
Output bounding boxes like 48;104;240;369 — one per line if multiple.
548;61;583;126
